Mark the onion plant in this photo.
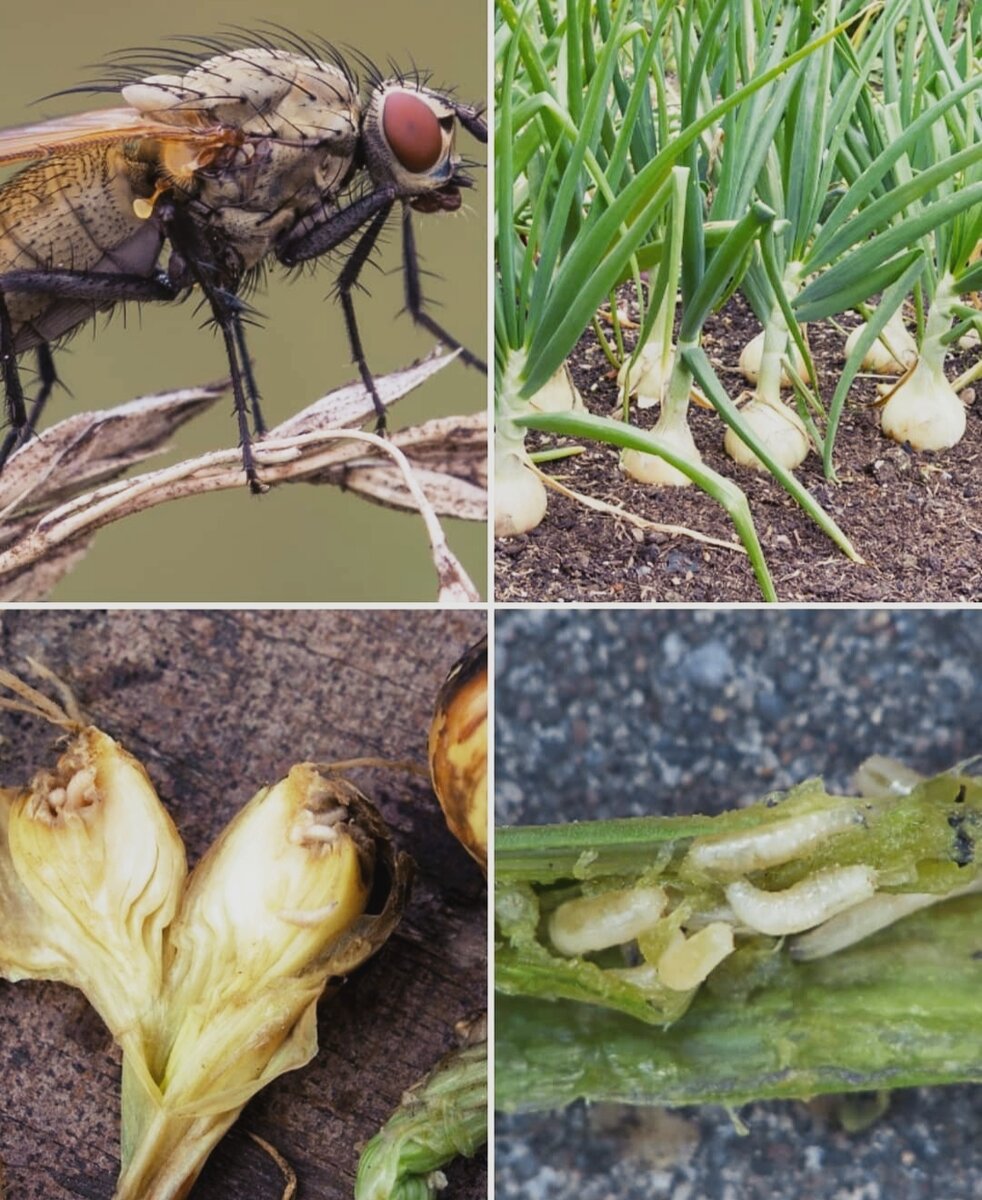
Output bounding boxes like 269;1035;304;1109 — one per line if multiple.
868;1;982;451
496;756;982;1112
497;0;981;596
496;0;861;593
683;0;982;476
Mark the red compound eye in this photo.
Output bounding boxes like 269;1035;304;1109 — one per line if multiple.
382;92;443;173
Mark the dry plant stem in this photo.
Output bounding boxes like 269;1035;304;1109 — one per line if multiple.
0;429;478;603
533;464;745;554
248;1134;297;1200
0;665;78;729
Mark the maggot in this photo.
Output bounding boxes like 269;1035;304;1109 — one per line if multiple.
548;885;668;957
686;807;861;875
725;864;878;936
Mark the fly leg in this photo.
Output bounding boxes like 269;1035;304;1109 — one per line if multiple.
335;207;396;431
0;344;56;473
399;204;487;374
200;283;265;492
160;208;266;492
277;185;487;430
277;188;399;430
0;288;28;465
0;267;180;474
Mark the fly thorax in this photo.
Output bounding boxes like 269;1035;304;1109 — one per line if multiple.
121;49;362;265
361;82;462;206
122;48;360;168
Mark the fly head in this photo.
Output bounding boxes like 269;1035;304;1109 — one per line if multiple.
360;80;487;214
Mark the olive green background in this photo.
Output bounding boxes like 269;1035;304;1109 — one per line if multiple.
0;1;488;601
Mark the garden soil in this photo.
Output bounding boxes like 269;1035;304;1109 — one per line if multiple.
495;293;981;603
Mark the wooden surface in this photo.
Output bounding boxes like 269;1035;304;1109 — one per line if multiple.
0;610;487;1200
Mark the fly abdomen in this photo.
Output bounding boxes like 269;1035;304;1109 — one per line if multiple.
0;145;165;350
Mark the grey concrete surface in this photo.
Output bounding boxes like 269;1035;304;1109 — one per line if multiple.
494;608;982;1200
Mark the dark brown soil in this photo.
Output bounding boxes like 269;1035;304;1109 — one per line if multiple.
495;293;981;603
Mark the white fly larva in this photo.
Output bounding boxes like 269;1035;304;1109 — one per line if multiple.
656;922;735;991
685;807;862;876
725;865;878;936
548;885;668;957
792;874;982;960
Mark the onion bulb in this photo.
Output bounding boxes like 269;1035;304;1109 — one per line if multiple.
724;398;809;470
529;363;585;413
880;356;967;451
494;451;547;536
621;409;702;487
739;331;806;387
618;339;674;409
844;311;917;374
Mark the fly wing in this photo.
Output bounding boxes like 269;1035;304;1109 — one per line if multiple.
0;106;233;167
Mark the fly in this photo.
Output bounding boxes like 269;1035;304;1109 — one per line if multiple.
0;31;487;492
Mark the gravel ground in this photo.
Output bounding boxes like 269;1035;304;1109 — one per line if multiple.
494;608;982;1200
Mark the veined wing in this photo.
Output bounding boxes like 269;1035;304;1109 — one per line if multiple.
0;106;237;167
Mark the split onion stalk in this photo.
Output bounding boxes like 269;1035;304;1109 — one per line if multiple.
354;1014;487;1200
428;637;488;872
496;757;982;1112
0;667;411;1200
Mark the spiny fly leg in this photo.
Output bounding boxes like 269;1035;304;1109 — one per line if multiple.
400;205;487;374
0;289;28;466
0;268;181;473
206;287;266;493
0;344;58;472
335;205;396;432
234;319;266;437
162;206;266;491
0;267;179;305
277;185;399;266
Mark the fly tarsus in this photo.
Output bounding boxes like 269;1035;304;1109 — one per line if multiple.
400;206;487;374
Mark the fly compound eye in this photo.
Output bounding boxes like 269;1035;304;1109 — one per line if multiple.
382;91;444;173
